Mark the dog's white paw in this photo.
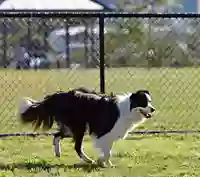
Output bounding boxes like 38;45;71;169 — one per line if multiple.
84;158;95;164
96;158;115;168
108;160;116;168
79;153;95;164
96;159;107;168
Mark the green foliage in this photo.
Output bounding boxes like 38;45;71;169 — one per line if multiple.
103;0;200;68
105;17;199;68
105;18;148;67
2;0;200;68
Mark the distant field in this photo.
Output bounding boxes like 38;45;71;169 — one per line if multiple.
0;68;200;176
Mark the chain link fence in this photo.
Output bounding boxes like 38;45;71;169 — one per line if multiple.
0;12;200;135
0;14;101;134
104;15;200;132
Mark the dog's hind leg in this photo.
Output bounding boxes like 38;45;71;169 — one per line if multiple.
53;124;74;157
72;126;95;164
53;132;62;157
57;122;73;138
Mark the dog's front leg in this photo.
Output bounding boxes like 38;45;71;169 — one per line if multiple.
95;138;114;167
97;149;114;167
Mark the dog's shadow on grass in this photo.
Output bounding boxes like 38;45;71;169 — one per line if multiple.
0;161;101;172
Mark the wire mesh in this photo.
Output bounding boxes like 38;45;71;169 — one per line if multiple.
0;16;100;134
0;12;200;135
104;17;200;131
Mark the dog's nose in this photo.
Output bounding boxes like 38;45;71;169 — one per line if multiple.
151;107;155;113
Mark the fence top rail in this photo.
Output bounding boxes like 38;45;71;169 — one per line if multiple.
0;11;199;18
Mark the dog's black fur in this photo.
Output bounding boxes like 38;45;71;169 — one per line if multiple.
20;88;119;162
54;87;116;139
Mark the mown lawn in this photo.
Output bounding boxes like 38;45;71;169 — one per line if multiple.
0;68;200;176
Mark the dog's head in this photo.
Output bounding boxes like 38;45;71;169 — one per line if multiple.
129;90;155;119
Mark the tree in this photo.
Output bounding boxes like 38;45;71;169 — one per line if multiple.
104;0;172;67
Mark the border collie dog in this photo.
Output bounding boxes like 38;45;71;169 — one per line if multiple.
19;88;155;167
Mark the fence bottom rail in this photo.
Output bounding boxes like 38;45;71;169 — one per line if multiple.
0;130;200;138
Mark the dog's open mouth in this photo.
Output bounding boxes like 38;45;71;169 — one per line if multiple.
140;110;152;118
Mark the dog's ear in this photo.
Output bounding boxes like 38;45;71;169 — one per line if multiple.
129;93;138;110
136;90;150;95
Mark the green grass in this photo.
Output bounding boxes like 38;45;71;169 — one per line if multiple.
0;67;200;176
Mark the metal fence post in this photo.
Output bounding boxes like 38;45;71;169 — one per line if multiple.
65;18;70;68
99;14;105;93
84;21;89;68
90;19;97;67
2;19;7;68
43;19;48;50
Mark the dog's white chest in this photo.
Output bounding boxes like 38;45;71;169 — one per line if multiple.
108;94;144;140
110;111;142;140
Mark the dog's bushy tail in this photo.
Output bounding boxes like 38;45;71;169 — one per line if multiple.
19;97;54;131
